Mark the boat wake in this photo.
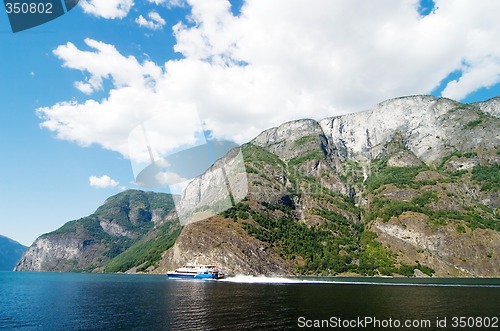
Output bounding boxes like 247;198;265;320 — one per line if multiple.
218;275;331;284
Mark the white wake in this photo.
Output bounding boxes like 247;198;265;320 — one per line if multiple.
219;275;331;284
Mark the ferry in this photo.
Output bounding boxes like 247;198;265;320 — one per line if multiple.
167;264;225;279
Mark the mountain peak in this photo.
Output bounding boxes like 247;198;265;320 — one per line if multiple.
319;95;498;163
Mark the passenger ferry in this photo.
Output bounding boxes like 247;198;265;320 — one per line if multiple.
167;264;225;279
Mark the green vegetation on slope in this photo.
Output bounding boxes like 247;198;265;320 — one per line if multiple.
287;150;325;168
363;151;499;231
43;190;177;270
223;201;433;277
242;144;286;168
105;220;181;272
365;161;427;192
223;202;361;275
472;163;500;191
233;141;446;276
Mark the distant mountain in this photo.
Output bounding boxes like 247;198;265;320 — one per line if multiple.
17;95;500;277
15;190;180;272
0;235;27;271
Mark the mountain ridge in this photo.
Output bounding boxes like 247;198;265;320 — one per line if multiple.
15;190;179;272
16;95;500;277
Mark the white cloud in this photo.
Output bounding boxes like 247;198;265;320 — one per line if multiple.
136;11;166;30
39;0;500;164
80;0;134;19
74;81;94;94
51;38;162;95
89;175;120;188
148;0;186;7
442;57;500;100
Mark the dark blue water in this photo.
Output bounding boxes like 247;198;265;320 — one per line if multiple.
1;272;499;330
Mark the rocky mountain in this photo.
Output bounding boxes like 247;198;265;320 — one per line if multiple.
156;95;499;277
15;190;179;272
0;235;27;271
17;95;499;277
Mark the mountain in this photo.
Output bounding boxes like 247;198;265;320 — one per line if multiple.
17;95;500;277
155;95;499;277
0;235;27;271
15;190;180;272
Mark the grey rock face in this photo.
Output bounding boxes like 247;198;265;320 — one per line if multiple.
174;147;249;225
320;96;499;164
473;96;500;117
158;217;292;276
252;119;328;161
230;95;499;167
15;236;105;272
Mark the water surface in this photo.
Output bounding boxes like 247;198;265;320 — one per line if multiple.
1;272;499;330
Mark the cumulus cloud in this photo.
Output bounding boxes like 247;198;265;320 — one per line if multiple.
136;11;166;30
52;38;162;95
441;57;500;100
89;175;120;188
80;0;134;19
38;0;500;164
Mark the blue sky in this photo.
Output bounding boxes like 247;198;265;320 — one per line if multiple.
1;0;499;246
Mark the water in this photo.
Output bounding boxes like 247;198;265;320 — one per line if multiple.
1;272;499;330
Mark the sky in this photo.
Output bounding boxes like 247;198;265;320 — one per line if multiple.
1;0;500;246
